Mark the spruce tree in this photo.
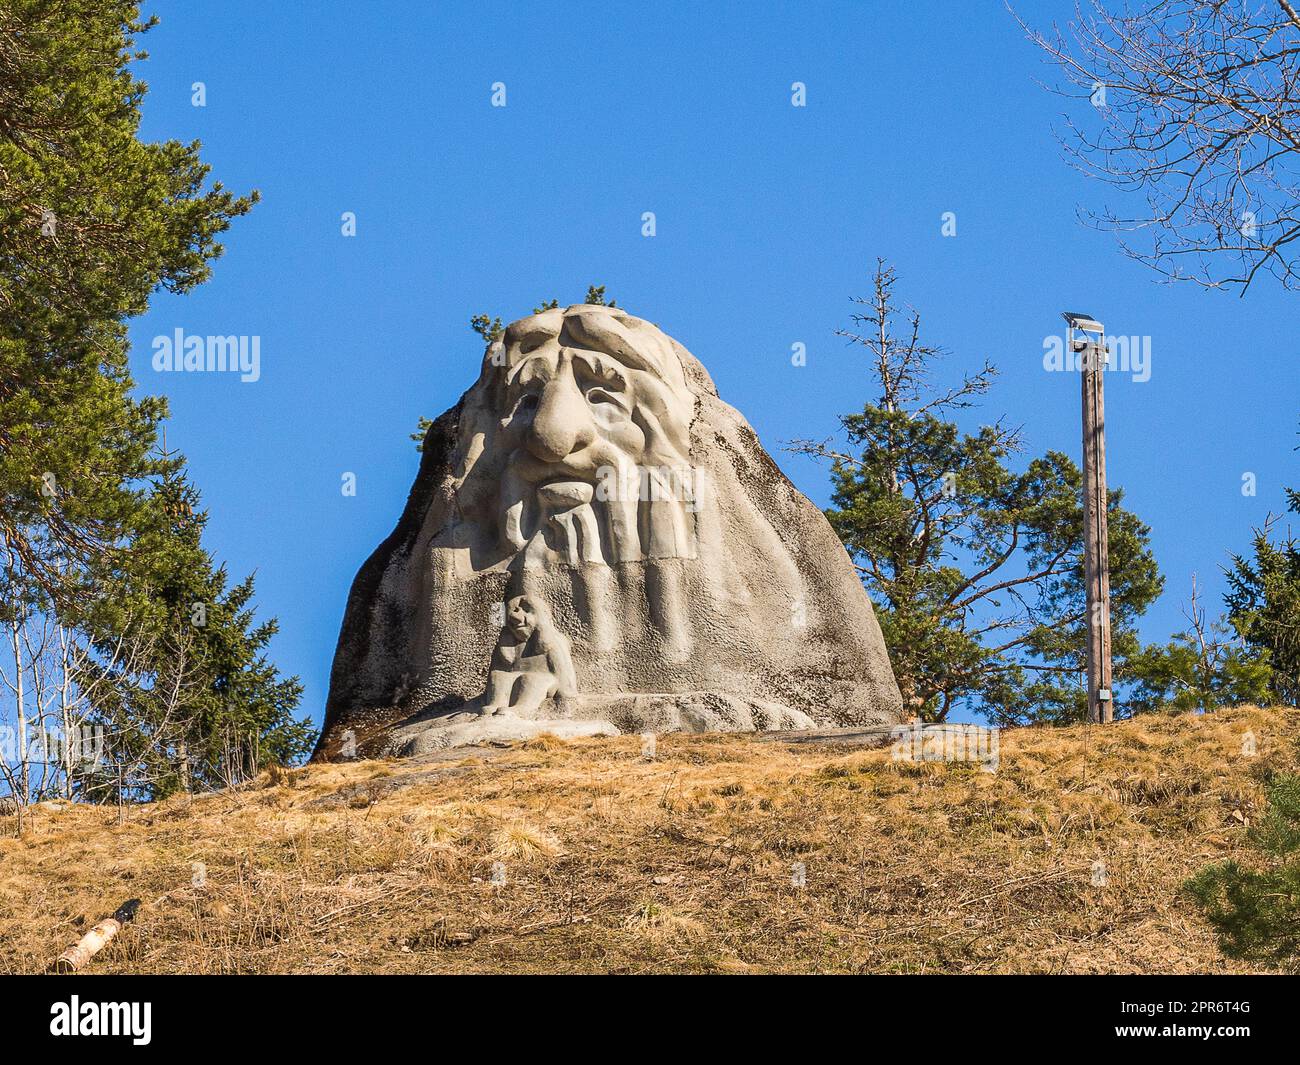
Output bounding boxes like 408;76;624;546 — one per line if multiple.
1225;484;1300;706
1187;773;1300;971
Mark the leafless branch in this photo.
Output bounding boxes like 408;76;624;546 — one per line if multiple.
1017;0;1300;293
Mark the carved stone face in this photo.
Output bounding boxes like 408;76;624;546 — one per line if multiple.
505;343;647;478
505;595;536;641
487;306;699;565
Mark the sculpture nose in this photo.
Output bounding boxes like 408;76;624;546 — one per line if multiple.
527;374;595;462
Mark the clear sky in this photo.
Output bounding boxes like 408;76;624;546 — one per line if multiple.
128;1;1298;728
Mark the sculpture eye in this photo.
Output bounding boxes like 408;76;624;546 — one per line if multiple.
586;387;622;406
511;392;539;419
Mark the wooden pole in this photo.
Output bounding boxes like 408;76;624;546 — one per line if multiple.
1078;326;1113;723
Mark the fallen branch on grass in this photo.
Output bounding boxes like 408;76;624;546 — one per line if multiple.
52;899;140;973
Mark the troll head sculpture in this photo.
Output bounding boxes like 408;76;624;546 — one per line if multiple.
315;304;902;758
488;307;698;569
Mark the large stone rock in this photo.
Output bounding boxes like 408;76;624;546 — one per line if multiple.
314;304;902;758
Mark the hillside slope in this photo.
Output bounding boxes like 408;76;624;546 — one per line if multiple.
2;705;1295;974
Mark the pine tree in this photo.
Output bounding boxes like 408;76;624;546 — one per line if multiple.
1187;773;1300;971
792;262;1163;723
1;1;255;609
1;3;310;801
1127;577;1273;714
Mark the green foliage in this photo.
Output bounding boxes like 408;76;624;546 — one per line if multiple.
474;285;614;343
796;262;1162;723
0;2;311;795
469;314;504;344
1225;483;1300;706
1186;773;1300;971
0;344;169;618
0;2;256;351
1127;584;1273;714
1004;479;1164;724
410;414;436;453
79;463;312;796
0;0;255;611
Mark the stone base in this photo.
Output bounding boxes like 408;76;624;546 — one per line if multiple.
578;692;816;734
387;712;619;757
380;690;820;757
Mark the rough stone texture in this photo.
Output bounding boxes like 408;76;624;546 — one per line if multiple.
314;305;902;759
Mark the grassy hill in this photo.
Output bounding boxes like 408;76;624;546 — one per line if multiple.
2;704;1295;974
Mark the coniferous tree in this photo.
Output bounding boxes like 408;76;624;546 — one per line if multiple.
1188;773;1300;971
0;1;255;609
792;262;1163;724
1225;485;1300;707
1126;578;1273;714
1;3;310;801
75;460;312;797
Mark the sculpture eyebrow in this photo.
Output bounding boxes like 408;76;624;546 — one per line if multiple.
506;325;556;353
559;315;661;377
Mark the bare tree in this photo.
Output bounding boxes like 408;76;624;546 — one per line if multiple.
1019;0;1300;293
0;590;207;834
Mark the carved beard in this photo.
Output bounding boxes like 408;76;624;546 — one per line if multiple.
499;450;699;568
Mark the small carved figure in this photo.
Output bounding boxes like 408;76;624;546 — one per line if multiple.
480;595;578;716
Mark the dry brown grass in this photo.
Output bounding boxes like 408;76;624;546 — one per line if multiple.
1;704;1294;974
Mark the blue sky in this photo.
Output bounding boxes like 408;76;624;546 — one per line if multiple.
129;1;1297;728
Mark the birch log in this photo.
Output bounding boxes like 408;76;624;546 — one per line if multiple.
53;899;140;973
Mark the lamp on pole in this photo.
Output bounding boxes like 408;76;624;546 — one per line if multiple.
1062;311;1113;724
